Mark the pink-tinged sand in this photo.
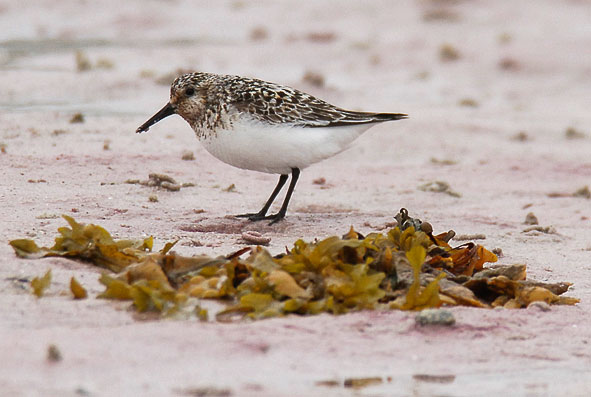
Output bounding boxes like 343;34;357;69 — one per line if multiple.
1;0;590;396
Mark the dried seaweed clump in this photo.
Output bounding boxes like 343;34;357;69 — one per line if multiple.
10;210;578;321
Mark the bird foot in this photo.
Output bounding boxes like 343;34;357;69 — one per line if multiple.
235;212;285;225
265;213;285;225
235;212;265;221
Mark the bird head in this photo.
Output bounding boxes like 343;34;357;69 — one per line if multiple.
136;72;210;133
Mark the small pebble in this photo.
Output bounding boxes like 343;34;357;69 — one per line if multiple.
47;344;62;362
250;26;268;41
419;222;433;234
75;50;91;72
148;195;158;202
69;113;85;123
75;387;91;396
302;70;325;88
524;212;539;225
458;98;478;107
418;181;461;198
343;377;382;389
223;183;236;192
565;127;586;140
430;157;457;165
316;380;339;387
573;186;590;199
527;301;551;312
181;151;195;161
439;44;460;61
415;309;456;326
306;32;336;43
512;131;530;141
498;57;519;71
492;247;503;257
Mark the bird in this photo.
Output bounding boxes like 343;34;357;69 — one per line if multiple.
136;72;407;224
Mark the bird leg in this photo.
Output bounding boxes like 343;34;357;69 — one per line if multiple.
265;168;300;225
235;168;300;224
235;173;288;221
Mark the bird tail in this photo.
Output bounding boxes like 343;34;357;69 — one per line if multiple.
370;112;408;121
323;111;408;127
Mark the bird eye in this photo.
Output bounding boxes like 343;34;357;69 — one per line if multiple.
185;87;195;97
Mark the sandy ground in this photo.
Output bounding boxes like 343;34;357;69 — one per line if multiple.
1;0;591;396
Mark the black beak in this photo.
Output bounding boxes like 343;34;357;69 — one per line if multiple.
136;102;176;133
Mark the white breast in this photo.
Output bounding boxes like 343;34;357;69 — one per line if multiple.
197;117;374;174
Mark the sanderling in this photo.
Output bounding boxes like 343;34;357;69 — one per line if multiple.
137;72;407;224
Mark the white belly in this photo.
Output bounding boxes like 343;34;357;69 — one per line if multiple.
198;118;373;174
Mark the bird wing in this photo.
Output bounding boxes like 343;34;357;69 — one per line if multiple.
228;78;407;128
